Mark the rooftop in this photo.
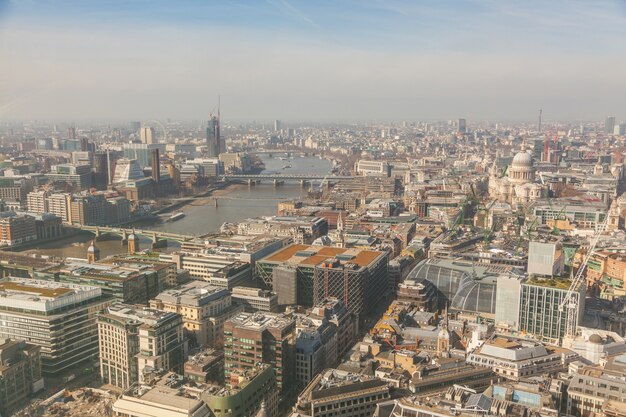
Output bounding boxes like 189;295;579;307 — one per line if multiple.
262;244;384;268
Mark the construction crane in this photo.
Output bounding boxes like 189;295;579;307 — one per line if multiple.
558;213;610;342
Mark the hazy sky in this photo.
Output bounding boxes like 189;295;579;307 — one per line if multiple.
1;0;625;122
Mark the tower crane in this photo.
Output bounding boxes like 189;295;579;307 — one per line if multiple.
558;214;610;343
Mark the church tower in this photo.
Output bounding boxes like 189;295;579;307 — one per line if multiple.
128;231;140;255
87;240;100;264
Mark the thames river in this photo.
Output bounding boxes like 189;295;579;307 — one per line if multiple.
23;155;332;258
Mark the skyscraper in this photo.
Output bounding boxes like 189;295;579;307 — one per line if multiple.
458;118;467;133
207;115;221;157
605;116;616;134
274;119;281;132
151;148;160;183
140;127;156;144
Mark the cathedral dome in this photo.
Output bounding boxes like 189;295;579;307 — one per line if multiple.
512;151;533;168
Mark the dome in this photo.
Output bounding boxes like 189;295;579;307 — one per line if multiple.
512;151;533;168
589;334;603;344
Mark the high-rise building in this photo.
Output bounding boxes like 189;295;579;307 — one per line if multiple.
605;116;616;134
151;148;161;183
274;119;281;132
0;278;111;375
140;127;156;144
98;303;185;389
224;312;296;396
0;339;44;416
458;118;467;133
614;122;626;136
206;115;221;157
519;278;584;344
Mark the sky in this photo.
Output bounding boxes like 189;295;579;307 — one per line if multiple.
0;0;625;122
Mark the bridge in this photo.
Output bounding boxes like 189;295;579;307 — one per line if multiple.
221;174;357;184
69;225;195;248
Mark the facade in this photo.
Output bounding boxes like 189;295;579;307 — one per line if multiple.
36;258;164;304
467;335;579;380
184;348;224;384
0;278;111;375
140;127;156;144
527;240;565;277
568;354;626;417
355;160;390;177
292;369;390;417
98;304;185;389
163;252;252;287
231;286;279;312
0;339;43;416
112;158;145;184
0;212;37;246
46;164;92;189
519;278;584;344
238;216;328;244
150;281;241;348
206;115;221;158
202;364;280;417
488;150;545;207
224;312;296;396
255;244;388;318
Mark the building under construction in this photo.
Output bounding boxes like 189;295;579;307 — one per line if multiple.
255;244;388;317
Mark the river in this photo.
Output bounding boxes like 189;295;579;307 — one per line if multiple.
22;155;332;258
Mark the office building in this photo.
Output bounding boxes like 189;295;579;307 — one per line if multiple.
98;303;185;389
0;278;111;375
293;311;338;389
0;212;37;246
605;116;616;134
46;164;92;189
186;158;223;177
231;286;279;312
36;258;164;304
202;364;279;417
123;143;165;168
184;348;224;384
0;177;33;209
112;372;211;417
274;119;281;132
292;369;390;417
567;354;626;416
224;312;296;395
354;160;390;177
150;281;241;348
614;122;626;136
162;252;253;288
458;118;467;133
140;126;156;144
47;192;71;222
112;158;145;184
238;216;328;244
467;335;578;380
519;278;584;344
207;115;221;157
256;244;388;317
0;339;43;416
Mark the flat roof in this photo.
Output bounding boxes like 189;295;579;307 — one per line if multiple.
262;244;384;268
0;281;72;298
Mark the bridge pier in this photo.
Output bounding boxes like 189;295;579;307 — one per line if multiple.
300;180;309;187
94;227;102;241
120;229;128;245
151;233;167;249
248;179;254;186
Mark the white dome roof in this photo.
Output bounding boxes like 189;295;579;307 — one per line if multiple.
512;151;533;168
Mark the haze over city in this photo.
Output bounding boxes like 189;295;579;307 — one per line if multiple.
1;0;626;121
